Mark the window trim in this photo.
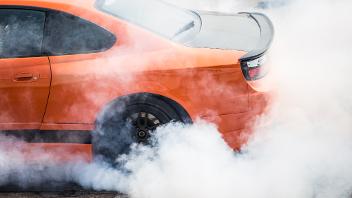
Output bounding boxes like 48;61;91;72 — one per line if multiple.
0;5;117;58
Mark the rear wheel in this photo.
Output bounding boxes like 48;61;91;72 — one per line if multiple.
93;94;190;165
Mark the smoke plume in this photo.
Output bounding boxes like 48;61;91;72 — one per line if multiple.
75;1;352;197
1;0;352;198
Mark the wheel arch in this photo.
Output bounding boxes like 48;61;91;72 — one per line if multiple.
96;92;193;125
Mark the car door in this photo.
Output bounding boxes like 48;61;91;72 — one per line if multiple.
0;8;51;130
42;10;116;126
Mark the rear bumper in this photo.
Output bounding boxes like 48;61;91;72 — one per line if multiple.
203;91;271;150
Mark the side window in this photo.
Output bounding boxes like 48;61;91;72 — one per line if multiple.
0;9;45;58
44;11;116;55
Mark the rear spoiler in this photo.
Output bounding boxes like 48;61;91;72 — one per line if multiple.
239;12;274;62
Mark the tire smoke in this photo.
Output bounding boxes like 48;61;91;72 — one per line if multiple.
75;1;352;197
1;1;352;198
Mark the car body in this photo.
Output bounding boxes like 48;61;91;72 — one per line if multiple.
0;0;273;161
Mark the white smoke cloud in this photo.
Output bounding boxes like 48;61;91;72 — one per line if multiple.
1;0;352;198
75;1;352;197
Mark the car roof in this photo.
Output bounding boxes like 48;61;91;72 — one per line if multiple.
0;0;97;10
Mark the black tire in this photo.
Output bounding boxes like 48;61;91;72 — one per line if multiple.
93;94;190;165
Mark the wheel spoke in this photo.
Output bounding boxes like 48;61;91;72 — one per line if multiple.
127;112;162;142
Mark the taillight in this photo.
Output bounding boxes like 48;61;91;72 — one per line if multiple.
240;55;268;81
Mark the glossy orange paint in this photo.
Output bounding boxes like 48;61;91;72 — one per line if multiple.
0;57;51;129
0;0;271;157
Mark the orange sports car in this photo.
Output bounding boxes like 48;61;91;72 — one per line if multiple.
0;0;273;163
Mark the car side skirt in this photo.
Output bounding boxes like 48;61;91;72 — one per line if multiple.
0;130;92;144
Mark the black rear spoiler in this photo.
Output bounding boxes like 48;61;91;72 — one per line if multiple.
239;12;274;62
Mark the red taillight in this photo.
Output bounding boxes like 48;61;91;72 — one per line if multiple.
248;67;262;79
240;55;268;81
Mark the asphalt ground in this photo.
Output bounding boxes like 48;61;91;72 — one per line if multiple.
0;184;125;198
0;192;124;198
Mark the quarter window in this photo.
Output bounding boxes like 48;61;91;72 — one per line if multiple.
44;11;116;55
0;9;45;58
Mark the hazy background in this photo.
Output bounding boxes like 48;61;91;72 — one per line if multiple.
1;0;352;198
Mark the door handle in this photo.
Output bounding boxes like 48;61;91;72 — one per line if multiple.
14;73;38;82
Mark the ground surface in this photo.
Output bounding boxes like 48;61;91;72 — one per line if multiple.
0;192;124;198
0;184;125;198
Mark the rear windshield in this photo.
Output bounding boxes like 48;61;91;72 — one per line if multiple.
96;0;201;40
